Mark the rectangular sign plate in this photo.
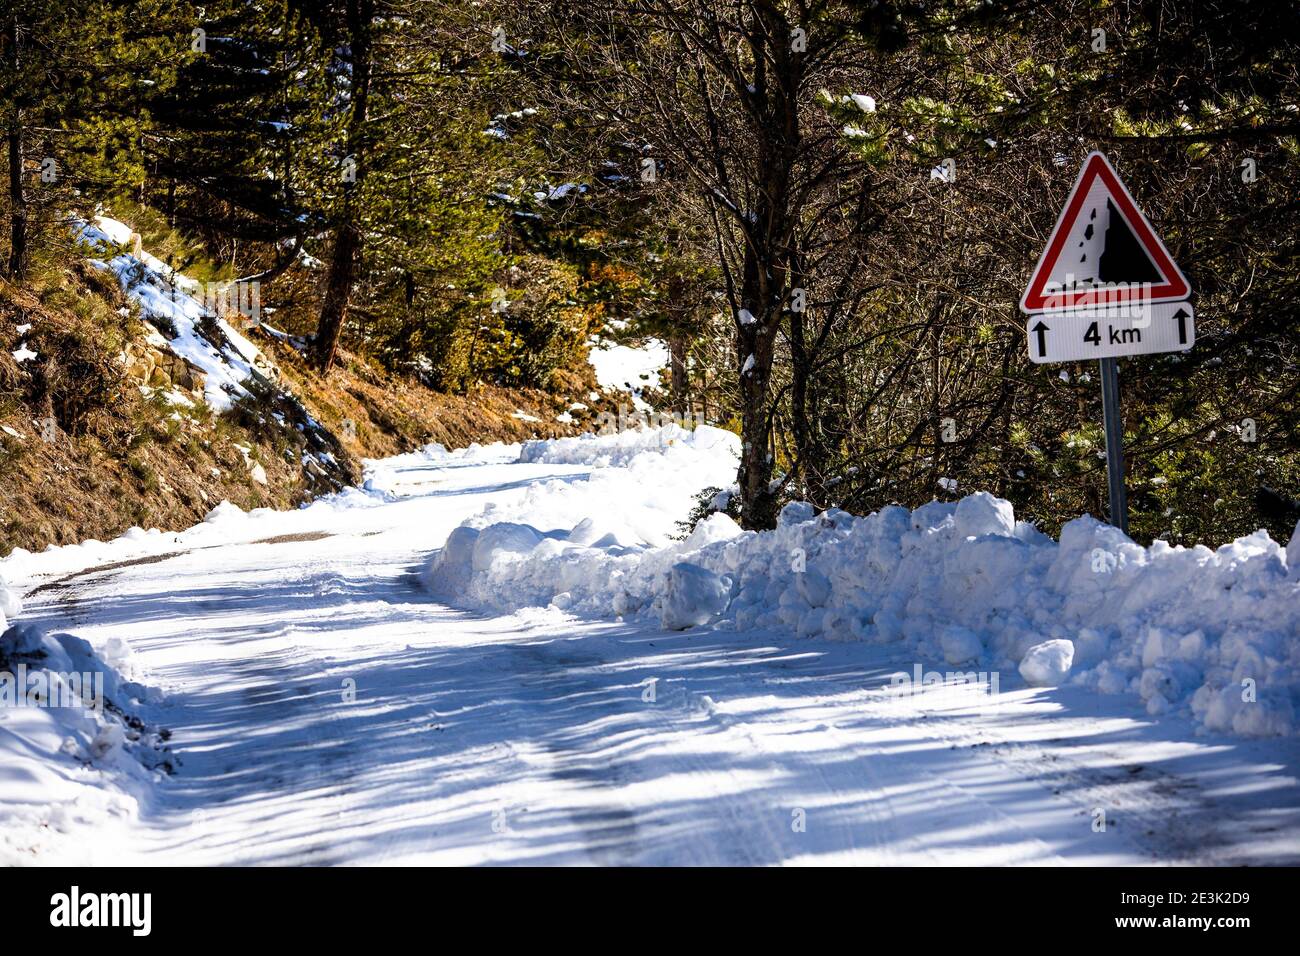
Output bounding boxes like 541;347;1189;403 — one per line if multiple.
1026;300;1194;363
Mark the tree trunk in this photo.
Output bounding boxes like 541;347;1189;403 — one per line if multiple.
736;211;782;530
312;0;373;372
789;296;811;493
314;220;361;371
736;311;780;530
789;246;830;507
5;15;25;281
6;124;24;281
668;335;689;417
730;1;801;531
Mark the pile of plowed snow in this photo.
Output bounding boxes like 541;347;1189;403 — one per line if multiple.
425;427;1300;738
0;578;171;864
424;424;740;605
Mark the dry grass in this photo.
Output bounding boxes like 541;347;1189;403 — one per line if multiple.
264;333;614;460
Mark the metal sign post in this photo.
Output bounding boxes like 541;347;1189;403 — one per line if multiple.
1098;357;1128;534
1019;152;1194;534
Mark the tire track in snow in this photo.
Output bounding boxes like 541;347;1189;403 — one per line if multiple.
21;531;336;600
25;546;370;866
917;718;1226;864
506;641;644;865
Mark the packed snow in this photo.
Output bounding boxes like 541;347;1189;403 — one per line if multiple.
3;425;1299;865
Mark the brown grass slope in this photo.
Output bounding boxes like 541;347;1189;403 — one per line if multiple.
0;258;612;557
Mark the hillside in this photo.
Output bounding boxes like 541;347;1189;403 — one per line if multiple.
0;215;617;555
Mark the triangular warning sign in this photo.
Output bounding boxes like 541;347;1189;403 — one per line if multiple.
1020;152;1190;313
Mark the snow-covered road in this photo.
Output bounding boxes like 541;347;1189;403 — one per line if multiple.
8;442;1300;866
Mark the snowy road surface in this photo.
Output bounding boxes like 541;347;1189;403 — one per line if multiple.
9;442;1300;866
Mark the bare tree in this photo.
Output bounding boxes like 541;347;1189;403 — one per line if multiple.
514;0;890;528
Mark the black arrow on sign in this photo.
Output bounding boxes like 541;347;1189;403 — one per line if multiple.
1171;306;1190;345
1032;320;1050;358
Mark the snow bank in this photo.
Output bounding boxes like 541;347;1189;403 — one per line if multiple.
0;483;381;584
424;432;1300;738
519;422;735;468
0;437;465;585
0;438;525;587
0;618;170;864
423;424;741;606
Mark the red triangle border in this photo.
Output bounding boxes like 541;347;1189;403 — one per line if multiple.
1020;153;1190;313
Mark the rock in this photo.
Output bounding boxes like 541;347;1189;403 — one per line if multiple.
167;354;197;390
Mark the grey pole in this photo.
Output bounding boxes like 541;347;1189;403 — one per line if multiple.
1098;357;1128;535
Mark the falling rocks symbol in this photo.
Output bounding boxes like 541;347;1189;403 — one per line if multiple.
1097;199;1160;284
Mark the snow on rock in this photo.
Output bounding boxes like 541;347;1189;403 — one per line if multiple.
1020;639;1075;686
424;426;1300;738
73;215;271;412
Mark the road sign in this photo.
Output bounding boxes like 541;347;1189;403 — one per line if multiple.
1026;301;1195;363
1018;152;1196;536
1020;152;1190;315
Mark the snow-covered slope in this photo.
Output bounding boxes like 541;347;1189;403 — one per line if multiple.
65;213;353;499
